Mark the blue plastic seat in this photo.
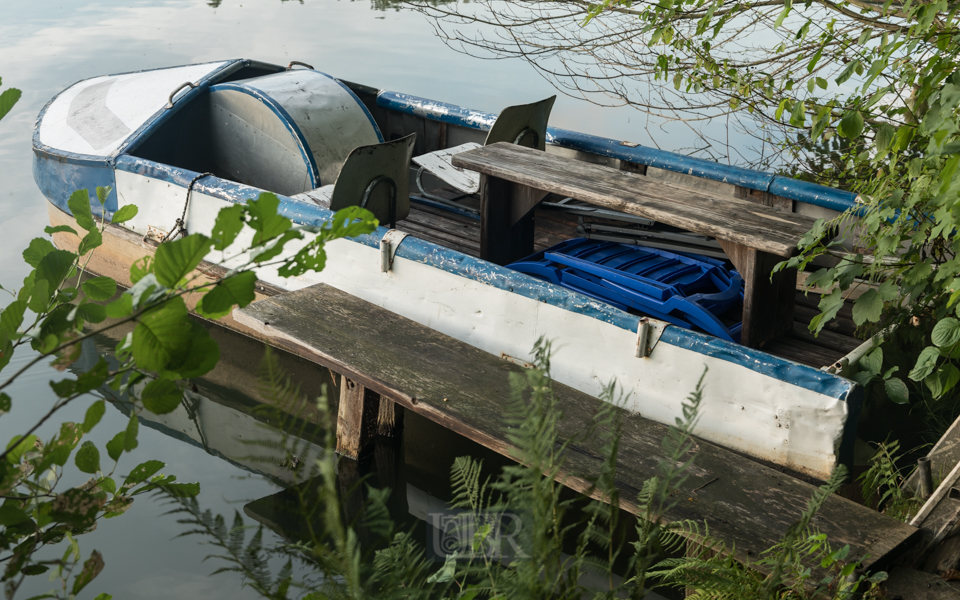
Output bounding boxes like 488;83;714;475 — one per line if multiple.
509;239;744;342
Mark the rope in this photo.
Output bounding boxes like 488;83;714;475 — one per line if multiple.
161;172;213;243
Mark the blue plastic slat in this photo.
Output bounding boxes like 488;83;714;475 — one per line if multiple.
509;238;745;343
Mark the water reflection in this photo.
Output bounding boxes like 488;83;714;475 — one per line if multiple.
68;316;513;591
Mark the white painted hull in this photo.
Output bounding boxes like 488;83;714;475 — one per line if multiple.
34;58;863;480
115;168;854;479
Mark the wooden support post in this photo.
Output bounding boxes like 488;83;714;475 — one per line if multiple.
480;174;547;266
336;377;381;459
377;398;404;438
717;239;796;349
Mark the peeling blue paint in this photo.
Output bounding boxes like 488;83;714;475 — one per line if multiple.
108;155;856;402
34;153;117;216
375;90;861;214
35;62;859;406
660;327;855;401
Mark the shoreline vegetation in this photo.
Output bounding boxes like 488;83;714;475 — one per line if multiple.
7;0;960;588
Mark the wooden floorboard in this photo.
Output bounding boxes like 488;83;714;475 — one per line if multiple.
765;335;848;368
235;284;918;579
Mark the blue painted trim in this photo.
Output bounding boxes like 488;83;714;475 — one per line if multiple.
208;82;320;187
310;70;385;143
375;90;860;213
376;91;497;130
548;126;774;190
659;326;854;400
34;153;118;216
113;154;857;401
769;175;860;212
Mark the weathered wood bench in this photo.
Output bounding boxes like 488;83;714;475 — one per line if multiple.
234;283;917;580
452;142;822;348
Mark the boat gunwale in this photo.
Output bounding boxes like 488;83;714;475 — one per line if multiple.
374;90;861;214
107;153;859;404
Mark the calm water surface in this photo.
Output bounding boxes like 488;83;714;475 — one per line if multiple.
0;2;688;597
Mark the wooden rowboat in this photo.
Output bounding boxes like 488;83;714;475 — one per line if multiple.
33;58;870;479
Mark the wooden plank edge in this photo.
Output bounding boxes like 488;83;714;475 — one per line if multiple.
232;300;919;579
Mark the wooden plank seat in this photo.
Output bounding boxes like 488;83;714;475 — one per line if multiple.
234;284;917;583
452;143;823;349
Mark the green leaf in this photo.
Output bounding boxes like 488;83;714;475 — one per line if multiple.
105;293;133;318
0;87;22;122
153;234;212;288
82;276;117;301
1;299;26;338
774;0;792;28
160;481;200;498
860;347;883;375
131;297;191;372
933;318;960;347
23;237;56;268
27;278;50;313
76;302;107;324
78;228;102;255
36;249;76;289
95;186;112;206
852;289;883;325
0;393;10;414
427;554;457;583
838;110;864;139
49;488;99;530
82;400;105;433
67;189;97;232
98;477;116;494
942;364;960;398
247;193;292;245
809;288;844;334
0;503;30;526
130;256;152;285
72;550;105;595
124;414;139;452
75;441;101;474
211;204;246;251
20;565;49;577
111;204;138;224
106;431;125;462
5;434;37;465
44;422;83;468
169;326;219;379
45;225;78;236
835;60;859;85
876;123;895;156
909;346;941;381
124;460;165;486
199;271;257;315
140;378;182;415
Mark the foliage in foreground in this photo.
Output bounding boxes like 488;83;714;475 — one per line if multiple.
163;343;886;600
0;167;377;597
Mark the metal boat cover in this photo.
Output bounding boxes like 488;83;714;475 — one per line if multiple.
36;61;230;158
208;70;383;195
509;238;745;342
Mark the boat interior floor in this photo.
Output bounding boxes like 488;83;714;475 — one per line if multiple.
389;169;865;369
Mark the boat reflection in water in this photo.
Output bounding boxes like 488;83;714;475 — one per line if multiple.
71;315;658;597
